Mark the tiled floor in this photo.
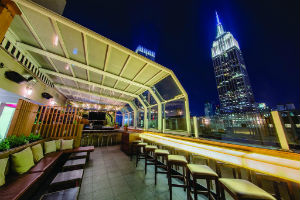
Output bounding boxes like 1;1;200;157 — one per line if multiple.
79;145;205;200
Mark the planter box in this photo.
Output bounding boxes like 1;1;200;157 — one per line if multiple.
0;139;46;159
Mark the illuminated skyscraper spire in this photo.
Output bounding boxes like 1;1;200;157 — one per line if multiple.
216;11;224;37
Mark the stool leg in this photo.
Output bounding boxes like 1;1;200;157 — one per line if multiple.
183;166;186;192
145;151;148;174
168;163;173;200
193;176;197;200
273;182;281;200
187;169;190;200
215;178;220;200
207;179;211;200
136;147;140;167
155;155;158;185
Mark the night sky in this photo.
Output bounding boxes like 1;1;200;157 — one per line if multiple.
63;0;299;116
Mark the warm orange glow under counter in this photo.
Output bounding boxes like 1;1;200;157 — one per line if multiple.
140;132;300;184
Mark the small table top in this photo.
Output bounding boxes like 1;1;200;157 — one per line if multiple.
70;152;88;159
41;187;80;200
51;169;83;186
63;159;86;169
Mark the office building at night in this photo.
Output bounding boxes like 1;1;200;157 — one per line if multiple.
204;102;214;118
211;12;255;114
135;45;156;61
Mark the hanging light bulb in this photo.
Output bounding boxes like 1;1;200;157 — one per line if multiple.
50;100;56;106
26;87;33;96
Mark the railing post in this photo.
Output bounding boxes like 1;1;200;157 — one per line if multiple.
271;111;290;150
193;116;199;138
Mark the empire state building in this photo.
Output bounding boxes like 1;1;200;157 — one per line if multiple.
212;12;255;113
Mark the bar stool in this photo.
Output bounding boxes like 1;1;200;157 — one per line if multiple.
191;154;209;165
154;149;169;185
130;140;142;161
136;142;147;167
144;145;157;174
187;164;219;200
215;161;242;179
219;178;276;200
167;155;188;200
254;172;295;200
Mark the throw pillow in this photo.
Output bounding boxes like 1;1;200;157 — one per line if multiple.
11;147;34;174
31;143;44;163
44;141;56;154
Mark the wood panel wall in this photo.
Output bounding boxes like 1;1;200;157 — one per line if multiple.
7;99;39;136
32;106;83;145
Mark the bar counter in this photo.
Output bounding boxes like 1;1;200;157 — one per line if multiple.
139;132;300;184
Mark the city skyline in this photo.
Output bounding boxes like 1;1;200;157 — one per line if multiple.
63;0;299;116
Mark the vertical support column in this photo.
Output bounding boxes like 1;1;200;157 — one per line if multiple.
149;89;162;132
128;103;137;129
185;97;191;135
271;111;289;150
193;116;199;138
163;118;166;133
122;112;125;127
144;107;148;131
0;0;21;42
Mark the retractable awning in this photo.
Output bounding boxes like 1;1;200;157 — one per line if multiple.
3;0;191;132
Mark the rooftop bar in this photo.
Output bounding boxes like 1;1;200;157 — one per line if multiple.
0;0;299;200
140;132;300;184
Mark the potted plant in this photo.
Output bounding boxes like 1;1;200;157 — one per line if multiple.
114;122;119;129
124;123;128;132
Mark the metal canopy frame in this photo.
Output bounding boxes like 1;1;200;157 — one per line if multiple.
9;0;191;134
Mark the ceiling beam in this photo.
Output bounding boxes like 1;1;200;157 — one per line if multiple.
51;19;79;88
17;4;67;86
113;55;131;89
16;42;150;90
55;84;131;104
41;68;139;98
82;33;90;91
14;0;172;75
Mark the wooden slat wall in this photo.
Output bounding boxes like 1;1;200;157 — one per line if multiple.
32;106;83;146
7;99;39;136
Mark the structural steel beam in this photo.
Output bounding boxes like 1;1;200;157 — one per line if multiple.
55;84;130;104
16;42;150;90
41;68;138;99
128;101;138;128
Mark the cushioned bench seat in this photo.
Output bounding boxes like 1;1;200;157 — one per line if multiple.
29;152;63;173
0;172;43;200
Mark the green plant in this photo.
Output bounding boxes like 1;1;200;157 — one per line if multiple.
6;135;28;148
26;133;42;143
124;123;128;127
0;139;10;152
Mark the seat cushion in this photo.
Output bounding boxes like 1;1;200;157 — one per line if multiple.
137;142;147;146
154;149;169;155
0;157;8;186
29;151;63;173
187;164;218;177
31;143;44;163
132;140;142;143
219;178;276;200
145;145;157;150
11;147;35;174
0;172;43;200
168;155;187;164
